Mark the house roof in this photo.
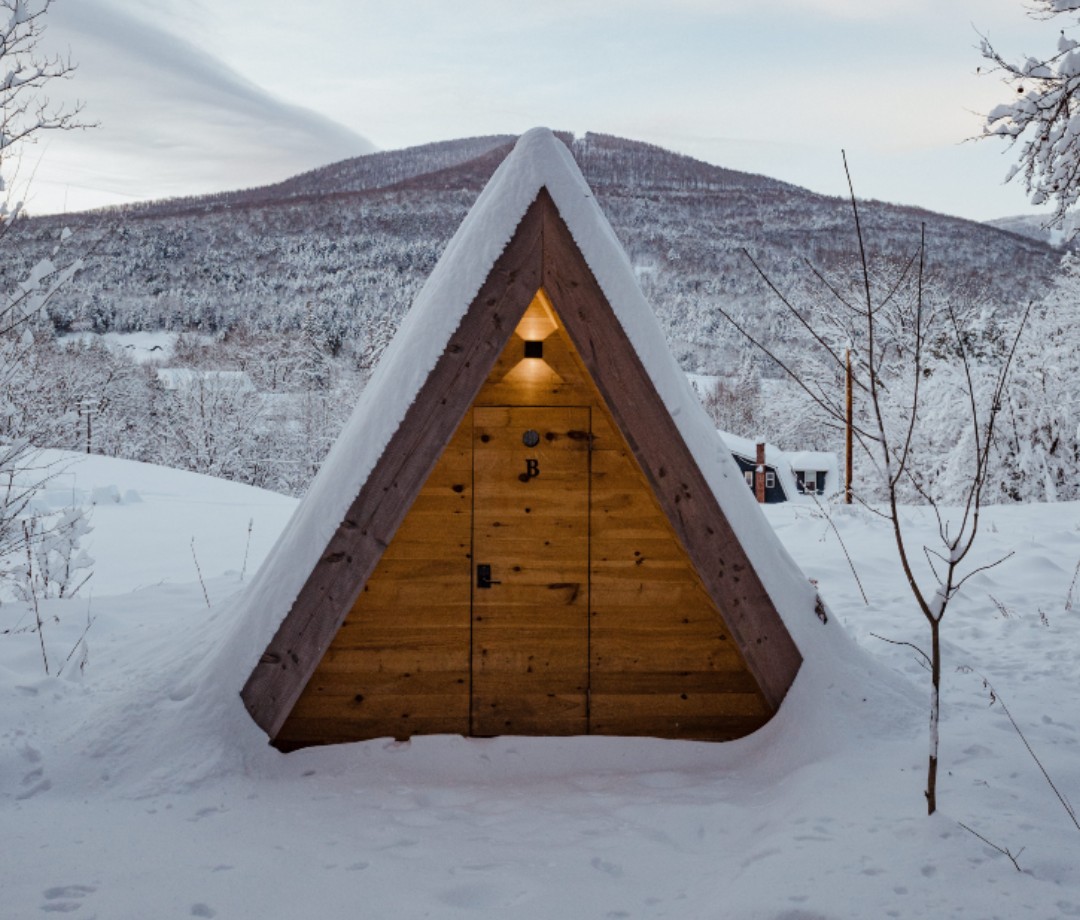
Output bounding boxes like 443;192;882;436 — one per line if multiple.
234;128;821;738
719;430;839;500
155;368;256;392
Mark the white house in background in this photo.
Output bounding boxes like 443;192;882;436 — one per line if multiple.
155;368;256;393
719;430;838;504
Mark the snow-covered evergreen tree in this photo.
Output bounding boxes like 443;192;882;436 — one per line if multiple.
992;255;1080;501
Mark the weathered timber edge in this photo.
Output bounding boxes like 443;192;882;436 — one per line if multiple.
240;198;546;738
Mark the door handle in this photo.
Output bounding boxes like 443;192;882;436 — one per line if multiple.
476;564;501;589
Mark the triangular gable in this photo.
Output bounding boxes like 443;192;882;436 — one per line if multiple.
240;129;811;742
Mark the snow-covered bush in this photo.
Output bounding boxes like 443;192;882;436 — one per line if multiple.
10;505;93;602
0;0;93;655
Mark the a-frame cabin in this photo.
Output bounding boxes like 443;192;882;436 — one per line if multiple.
241;129;811;750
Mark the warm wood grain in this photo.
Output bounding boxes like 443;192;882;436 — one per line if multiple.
273;422;476;747
243;198;547;740
538;190;802;710
471;405;590;736
253;185;802;750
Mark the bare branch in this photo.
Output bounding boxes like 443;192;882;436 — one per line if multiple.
870;632;931;669
742;247;853;377
895;226;926;481
957;823;1026;872
714;303;881;443
953;551;1017;593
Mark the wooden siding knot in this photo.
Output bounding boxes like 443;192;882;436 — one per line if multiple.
547;582;581;603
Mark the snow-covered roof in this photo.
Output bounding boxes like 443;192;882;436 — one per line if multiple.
719;430;839;501
155;368;255;392
231;128;828;727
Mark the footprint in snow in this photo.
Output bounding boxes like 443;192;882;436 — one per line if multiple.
40;884;95;914
17;769;52;800
590;856;623;878
188;806;225;822
437;884;506;909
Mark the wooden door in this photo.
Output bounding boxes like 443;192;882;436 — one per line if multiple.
471;406;590;735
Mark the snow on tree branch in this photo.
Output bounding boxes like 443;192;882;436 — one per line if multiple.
0;0;87;220
981;1;1080;224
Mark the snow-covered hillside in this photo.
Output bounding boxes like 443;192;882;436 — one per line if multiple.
2;453;1078;919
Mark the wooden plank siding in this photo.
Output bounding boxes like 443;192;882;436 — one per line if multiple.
538;308;772;741
242;197;547;740
248;187;801;749
538;191;802;710
275;287;773;747
471;405;590;736
275;424;473;748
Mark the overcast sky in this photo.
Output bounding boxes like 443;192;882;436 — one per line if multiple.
18;0;1068;223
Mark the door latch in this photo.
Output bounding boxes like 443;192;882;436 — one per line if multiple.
476;564;501;589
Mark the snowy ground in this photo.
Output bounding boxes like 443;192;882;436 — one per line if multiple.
59;331;212;364
2;452;1078;919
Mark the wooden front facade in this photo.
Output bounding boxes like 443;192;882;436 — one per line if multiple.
243;185;803;749
274;293;772;749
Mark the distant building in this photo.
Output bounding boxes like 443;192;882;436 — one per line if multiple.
719;431;837;504
155;368;256;393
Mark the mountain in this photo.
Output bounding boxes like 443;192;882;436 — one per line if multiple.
5;132;1063;375
985;213;1080;250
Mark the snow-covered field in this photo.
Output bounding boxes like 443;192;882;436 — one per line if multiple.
3;452;1078;919
59;331;207;364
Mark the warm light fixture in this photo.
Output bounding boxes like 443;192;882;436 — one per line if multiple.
503;290;561;385
514;291;558;341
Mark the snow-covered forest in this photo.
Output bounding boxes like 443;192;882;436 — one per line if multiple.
3;1;1080;915
2;132;1076;501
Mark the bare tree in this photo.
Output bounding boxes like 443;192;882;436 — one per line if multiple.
980;1;1080;225
718;157;1029;815
0;0;89;603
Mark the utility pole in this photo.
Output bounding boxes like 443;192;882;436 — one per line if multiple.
78;397;93;455
845;349;853;504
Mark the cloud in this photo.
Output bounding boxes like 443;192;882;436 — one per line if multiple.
25;0;373;212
